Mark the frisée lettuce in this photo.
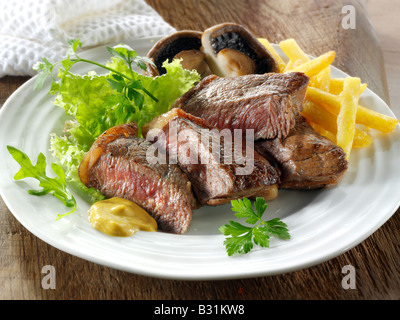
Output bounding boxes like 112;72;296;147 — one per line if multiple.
34;39;201;203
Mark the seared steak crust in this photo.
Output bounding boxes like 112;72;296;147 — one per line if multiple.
255;116;348;189
174;72;309;140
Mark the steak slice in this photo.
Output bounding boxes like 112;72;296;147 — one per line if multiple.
79;122;197;234
145;109;279;206
174;72;310;140
255;116;348;189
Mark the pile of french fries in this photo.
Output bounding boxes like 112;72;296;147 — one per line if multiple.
258;38;399;159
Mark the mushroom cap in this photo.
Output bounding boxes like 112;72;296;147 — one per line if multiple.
146;30;204;76
201;22;279;77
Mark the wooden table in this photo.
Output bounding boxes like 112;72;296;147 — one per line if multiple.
1;0;400;300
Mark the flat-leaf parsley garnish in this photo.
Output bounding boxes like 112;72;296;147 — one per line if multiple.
219;197;290;256
7;146;77;220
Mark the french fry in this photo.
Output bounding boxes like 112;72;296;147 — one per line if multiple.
309;66;331;91
271;37;395;153
352;128;373;149
257;38;287;72
284;59;304;72
308;120;372;149
336;77;361;158
275;37;398;157
279;38;333;91
329;78;367;95
356;104;399;133
279;38;309;62
329;78;346;95
302;101;337;133
307;121;337;144
286;51;335;78
302;101;372;148
279;39;309;74
306;86;399;133
306;86;340;114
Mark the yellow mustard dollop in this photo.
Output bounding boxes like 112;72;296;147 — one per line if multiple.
88;197;157;237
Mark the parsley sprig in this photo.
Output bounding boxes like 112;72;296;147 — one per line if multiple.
219;197;290;256
7;146;76;220
33;38;157;110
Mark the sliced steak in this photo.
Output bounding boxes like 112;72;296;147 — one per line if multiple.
79;122;196;234
145;109;279;206
173;72;309;140
255;116;348;189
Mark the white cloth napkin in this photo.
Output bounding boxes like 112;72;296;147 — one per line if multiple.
0;0;176;77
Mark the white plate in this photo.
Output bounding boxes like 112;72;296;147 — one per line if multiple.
1;36;400;280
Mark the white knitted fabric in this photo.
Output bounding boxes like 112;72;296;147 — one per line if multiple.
0;0;176;77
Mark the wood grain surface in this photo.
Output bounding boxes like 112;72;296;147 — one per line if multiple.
1;0;399;300
367;0;400;116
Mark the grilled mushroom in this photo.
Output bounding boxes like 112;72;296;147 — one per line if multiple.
146;30;211;77
201;23;279;77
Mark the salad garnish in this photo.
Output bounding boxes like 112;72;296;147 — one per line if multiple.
32;38;200;204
